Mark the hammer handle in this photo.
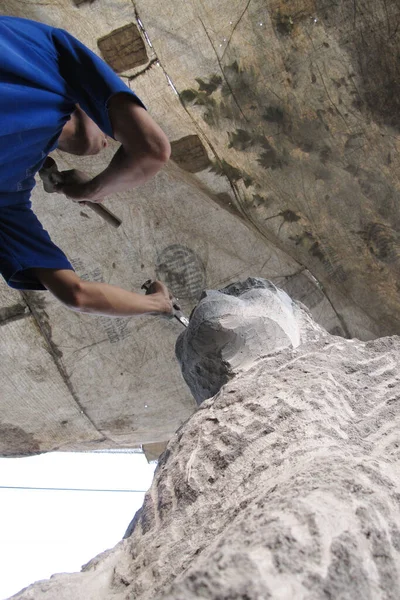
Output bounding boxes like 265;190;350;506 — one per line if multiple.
84;202;122;229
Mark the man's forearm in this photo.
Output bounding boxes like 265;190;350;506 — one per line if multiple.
32;269;172;317
86;98;171;201
76;279;170;316
85;144;166;202
56;99;171;202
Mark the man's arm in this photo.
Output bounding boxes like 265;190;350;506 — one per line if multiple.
57;94;171;201
31;269;173;317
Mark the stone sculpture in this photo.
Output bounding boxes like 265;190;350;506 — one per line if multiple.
175;278;302;404
12;279;400;599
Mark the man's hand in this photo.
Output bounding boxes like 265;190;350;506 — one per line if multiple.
144;280;174;315
53;169;100;202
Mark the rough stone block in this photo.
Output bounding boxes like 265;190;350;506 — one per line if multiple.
171;134;211;173
142;441;168;462
97;23;148;73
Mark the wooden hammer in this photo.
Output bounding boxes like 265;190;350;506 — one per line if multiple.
39;157;122;229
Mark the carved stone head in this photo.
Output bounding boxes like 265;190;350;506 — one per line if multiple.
175;278;303;404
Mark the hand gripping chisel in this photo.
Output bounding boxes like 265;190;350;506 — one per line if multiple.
141;279;189;327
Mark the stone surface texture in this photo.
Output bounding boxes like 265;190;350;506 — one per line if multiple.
11;281;400;599
0;0;399;452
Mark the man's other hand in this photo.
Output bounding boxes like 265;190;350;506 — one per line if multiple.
53;169;99;202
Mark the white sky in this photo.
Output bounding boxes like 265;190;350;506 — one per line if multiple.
0;451;156;599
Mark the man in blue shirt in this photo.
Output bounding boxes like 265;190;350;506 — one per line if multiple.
0;16;173;317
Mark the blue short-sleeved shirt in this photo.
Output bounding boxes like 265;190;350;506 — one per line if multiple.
0;16;144;290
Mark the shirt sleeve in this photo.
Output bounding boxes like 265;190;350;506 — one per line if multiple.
51;28;146;138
